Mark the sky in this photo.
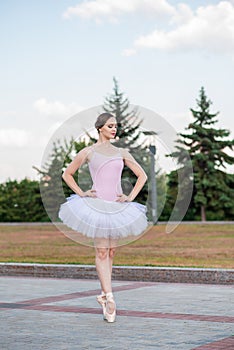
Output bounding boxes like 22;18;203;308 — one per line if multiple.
0;0;234;182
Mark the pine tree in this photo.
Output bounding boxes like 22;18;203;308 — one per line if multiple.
169;87;234;221
103;77;143;149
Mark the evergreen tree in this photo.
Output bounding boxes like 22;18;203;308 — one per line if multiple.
160;170;197;221
169;87;234;221
103;77;143;149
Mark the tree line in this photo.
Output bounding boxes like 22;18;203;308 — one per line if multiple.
0;79;233;222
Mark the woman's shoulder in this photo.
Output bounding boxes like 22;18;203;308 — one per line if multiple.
75;145;94;163
118;147;137;163
118;147;131;157
109;145;127;156
77;145;93;155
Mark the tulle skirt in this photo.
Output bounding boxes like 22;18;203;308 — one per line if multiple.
58;194;148;247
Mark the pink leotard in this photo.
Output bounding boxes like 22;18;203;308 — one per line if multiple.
88;150;124;202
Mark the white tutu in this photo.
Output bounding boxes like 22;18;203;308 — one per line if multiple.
58;194;148;241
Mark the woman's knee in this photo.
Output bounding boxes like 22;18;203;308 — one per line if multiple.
109;248;116;259
96;248;108;260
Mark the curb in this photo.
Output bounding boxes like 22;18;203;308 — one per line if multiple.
0;263;233;285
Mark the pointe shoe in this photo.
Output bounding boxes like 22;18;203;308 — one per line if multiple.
104;292;116;323
96;292;107;320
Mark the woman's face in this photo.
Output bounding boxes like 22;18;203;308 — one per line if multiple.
100;117;117;139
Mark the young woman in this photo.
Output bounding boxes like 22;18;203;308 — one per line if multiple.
59;112;148;322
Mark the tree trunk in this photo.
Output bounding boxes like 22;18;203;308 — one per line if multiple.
201;205;206;221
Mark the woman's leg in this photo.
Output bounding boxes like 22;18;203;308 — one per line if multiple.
107;247;116;315
109;247;116;274
95;246;116;316
95;247;112;294
95;239;116;292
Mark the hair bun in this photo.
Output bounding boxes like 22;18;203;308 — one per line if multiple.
95;113;115;131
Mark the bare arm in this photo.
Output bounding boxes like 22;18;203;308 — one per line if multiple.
116;149;148;202
62;147;96;198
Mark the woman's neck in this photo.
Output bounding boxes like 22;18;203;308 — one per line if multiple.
96;138;111;146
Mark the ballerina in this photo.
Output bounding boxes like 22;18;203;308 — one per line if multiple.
59;112;148;322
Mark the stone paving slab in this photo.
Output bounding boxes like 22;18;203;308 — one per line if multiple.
0;277;233;350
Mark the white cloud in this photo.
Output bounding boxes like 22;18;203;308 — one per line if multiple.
129;1;234;53
63;1;234;55
63;0;174;21
34;98;84;118
170;3;193;25
0;129;31;147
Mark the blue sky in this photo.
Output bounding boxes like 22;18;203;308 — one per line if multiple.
0;0;234;181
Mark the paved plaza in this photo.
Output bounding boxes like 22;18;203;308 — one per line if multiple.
0;276;233;350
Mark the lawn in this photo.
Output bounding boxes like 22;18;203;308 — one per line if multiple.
0;224;233;268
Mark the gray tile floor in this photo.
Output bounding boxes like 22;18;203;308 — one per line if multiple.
0;277;233;350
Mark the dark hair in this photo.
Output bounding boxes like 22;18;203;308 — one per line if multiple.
95;113;115;133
